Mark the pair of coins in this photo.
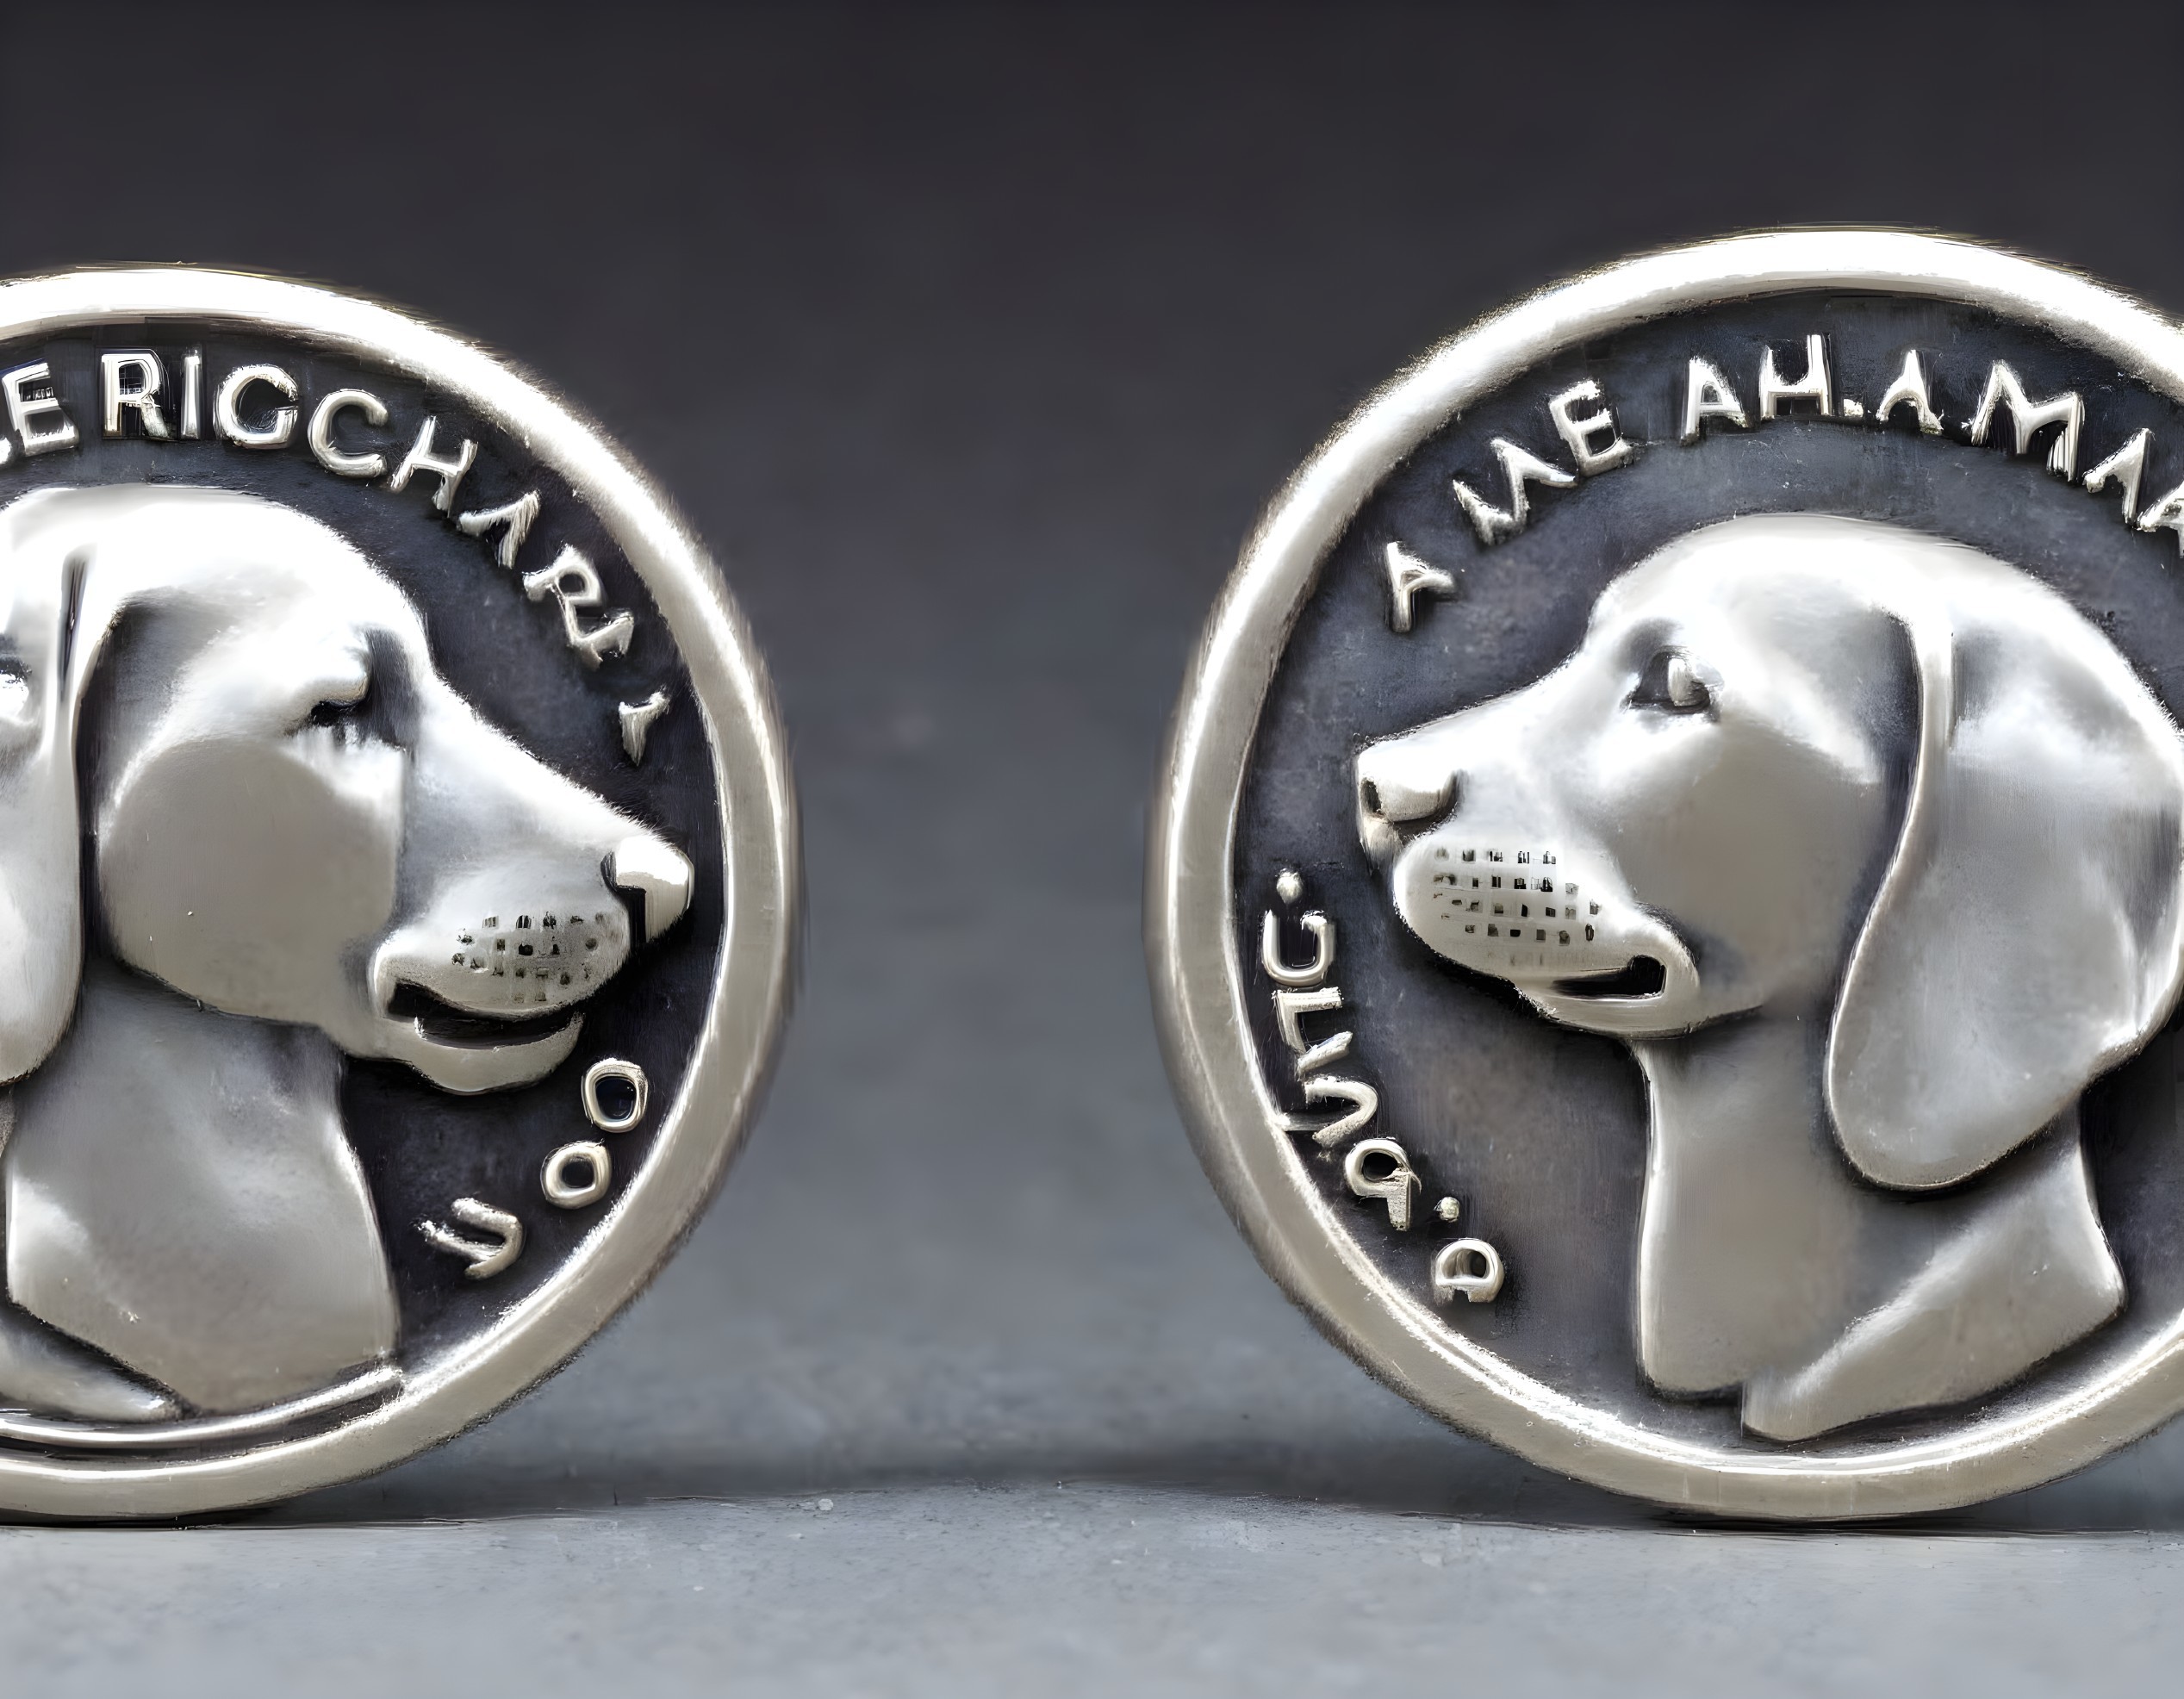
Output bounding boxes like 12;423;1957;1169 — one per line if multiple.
6;238;2183;1520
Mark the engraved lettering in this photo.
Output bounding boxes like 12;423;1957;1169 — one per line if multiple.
180;351;202;439
100;352;171;440
307;389;389;478
1546;378;1635;475
418;1198;524;1280
1291;1075;1378;1147
1343;1136;1419;1230
214;364;297;449
581;1057;649;1133
1384;540;1456;633
1968;359;2082;478
522;545;635;667
1758;335;1832;419
542;1142;611;1208
1874;350;1943;434
1260;907;1334;986
1292;1030;1353;1077
387;415;478;512
2084;429;2152;524
456;489;541;568
1451;438;1576;546
569;610;636;667
1272;983;1343;1051
1680;356;1748;441
1432;1237;1505;1304
619;689;671;763
2137;476;2184;552
1266;869;1378;1147
3;361;80;456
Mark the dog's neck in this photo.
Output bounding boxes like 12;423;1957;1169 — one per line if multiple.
1629;1012;2122;1441
0;956;397;1415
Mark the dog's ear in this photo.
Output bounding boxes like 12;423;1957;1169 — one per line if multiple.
1827;554;2184;1189
0;490;104;1082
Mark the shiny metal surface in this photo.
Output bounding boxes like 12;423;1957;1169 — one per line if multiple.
1149;231;2184;1516
1359;515;2173;1441
0;268;796;1516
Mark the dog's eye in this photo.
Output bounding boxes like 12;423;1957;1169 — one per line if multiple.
305;686;377;745
308;695;366;727
1630;649;1712;715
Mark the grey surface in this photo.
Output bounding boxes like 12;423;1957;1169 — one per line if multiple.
15;1486;2184;1696
6;2;2184;1691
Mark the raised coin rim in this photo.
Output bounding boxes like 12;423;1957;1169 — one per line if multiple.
0;267;798;1517
1148;229;2184;1519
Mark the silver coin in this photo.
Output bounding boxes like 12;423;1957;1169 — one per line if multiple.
1150;230;2184;1517
0;268;795;1516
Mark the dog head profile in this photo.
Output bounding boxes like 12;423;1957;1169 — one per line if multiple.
0;483;694;1093
0;483;700;1423
1357;514;2184;1429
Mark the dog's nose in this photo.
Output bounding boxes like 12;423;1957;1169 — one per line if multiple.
607;836;694;942
1356;746;1457;863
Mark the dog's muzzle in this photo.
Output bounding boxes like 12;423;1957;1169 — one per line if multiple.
1357;764;1454;866
1356;731;1700;1032
371;831;696;1093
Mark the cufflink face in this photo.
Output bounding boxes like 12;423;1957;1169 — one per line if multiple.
0;269;795;1515
1149;231;2184;1518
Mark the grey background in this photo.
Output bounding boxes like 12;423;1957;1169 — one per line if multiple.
5;3;2184;1692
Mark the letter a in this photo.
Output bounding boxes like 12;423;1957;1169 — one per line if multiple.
1681;358;1749;441
1384;541;1456;633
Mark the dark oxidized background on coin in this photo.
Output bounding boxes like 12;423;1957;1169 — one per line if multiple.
1238;294;2184;1447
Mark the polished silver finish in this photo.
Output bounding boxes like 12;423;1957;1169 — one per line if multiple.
417;1198;525;1280
1757;333;1832;419
1546;380;1635;476
1431;1236;1503;1306
307;387;390;477
386;415;476;512
99;352;171;441
1382;542;1454;635
619;688;672;762
0;482;695;1416
1681;357;1749;441
1875;350;1945;435
1450;437;1574;546
2;362;78;457
1341;1138;1419;1231
1357;514;2175;1441
1149;230;2184;1517
1968;361;2083;477
0;1365;402;1452
2085;428;2150;522
0;267;796;1517
214;362;297;448
582;1058;650;1133
542;1142;613;1209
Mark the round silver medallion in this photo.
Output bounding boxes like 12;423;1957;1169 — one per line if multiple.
0;268;795;1516
1149;231;2184;1516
